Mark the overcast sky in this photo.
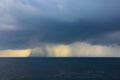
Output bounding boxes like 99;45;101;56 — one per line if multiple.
0;0;120;57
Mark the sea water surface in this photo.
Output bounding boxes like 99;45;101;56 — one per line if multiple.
0;58;120;80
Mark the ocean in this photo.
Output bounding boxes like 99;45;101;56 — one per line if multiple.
0;58;120;80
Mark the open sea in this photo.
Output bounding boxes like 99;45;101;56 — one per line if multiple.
0;58;120;80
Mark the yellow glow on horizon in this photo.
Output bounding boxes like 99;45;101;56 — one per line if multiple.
0;49;32;57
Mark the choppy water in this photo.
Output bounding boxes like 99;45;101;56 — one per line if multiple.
0;58;120;80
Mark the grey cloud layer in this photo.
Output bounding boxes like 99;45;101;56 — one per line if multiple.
0;0;120;49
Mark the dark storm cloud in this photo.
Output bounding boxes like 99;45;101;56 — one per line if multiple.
1;18;120;50
0;0;120;49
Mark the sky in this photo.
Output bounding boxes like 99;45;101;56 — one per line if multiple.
0;0;120;57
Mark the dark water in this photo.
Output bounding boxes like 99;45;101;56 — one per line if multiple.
0;58;120;80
